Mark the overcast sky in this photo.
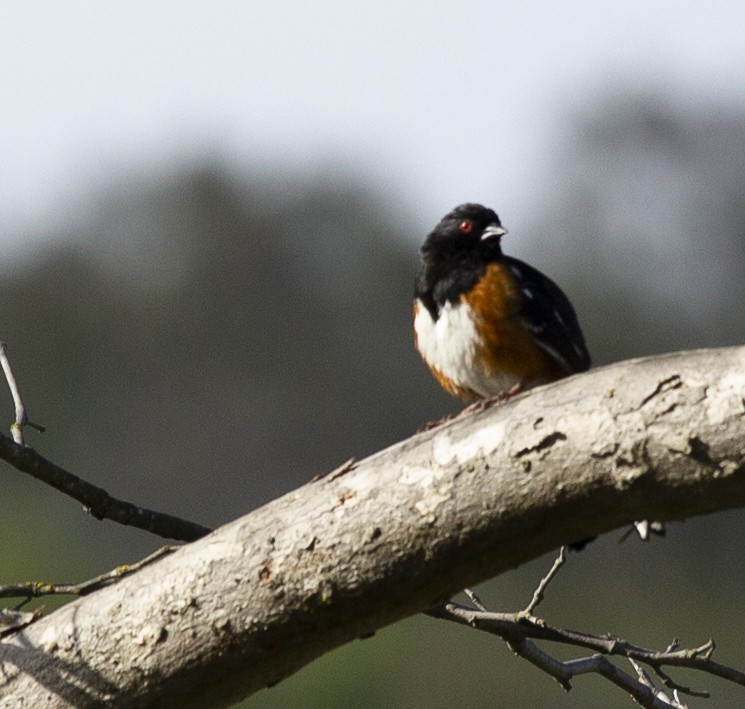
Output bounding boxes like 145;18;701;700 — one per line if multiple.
3;1;745;255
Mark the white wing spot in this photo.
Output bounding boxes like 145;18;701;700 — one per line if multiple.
522;288;535;300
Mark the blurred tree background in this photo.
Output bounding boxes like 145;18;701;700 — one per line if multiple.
2;90;745;708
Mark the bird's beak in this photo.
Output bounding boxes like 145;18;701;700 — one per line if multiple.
481;224;507;241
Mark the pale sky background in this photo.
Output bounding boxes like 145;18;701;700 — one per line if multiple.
2;1;745;261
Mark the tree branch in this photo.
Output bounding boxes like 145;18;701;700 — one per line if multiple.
0;547;178;602
0;346;743;708
521;545;566;616
0;343;211;543
427;596;745;707
0;431;211;541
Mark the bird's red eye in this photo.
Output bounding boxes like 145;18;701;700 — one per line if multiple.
459;220;473;234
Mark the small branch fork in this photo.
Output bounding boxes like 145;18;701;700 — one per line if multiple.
0;342;45;446
0;342;211;542
428;548;745;709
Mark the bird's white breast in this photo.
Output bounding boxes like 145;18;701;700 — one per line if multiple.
414;299;519;398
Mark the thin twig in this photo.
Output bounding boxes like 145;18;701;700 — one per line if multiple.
0;342;45;445
0;428;212;541
521;546;566;616
427;556;745;709
0;342;210;541
515;638;681;709
430;601;745;689
463;587;488;611
427;602;728;708
628;658;687;708
0;546;179;603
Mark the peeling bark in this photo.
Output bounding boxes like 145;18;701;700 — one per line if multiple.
1;346;744;708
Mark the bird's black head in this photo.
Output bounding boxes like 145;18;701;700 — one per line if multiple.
415;204;508;312
420;203;506;260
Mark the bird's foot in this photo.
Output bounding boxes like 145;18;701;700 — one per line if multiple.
417;414;455;432
460;382;526;416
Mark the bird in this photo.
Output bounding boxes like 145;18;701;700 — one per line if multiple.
413;203;590;404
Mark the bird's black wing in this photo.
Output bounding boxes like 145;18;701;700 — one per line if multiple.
503;256;591;374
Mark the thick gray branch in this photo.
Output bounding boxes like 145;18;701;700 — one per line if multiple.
1;346;744;708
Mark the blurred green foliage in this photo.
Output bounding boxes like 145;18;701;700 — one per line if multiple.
1;92;744;707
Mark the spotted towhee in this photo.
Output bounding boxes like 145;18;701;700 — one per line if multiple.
414;203;590;403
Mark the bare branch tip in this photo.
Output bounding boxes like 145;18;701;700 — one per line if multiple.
522;546;567;616
463;587;488;612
